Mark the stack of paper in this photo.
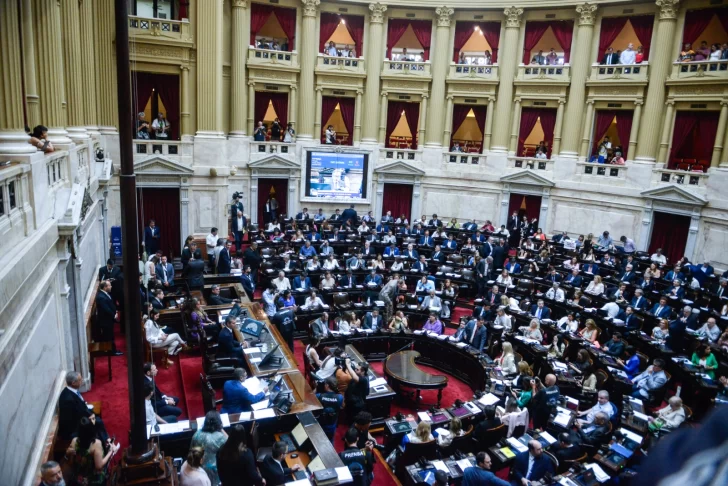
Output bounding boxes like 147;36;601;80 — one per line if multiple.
507;437;528;453
254;408;276;419
585;463;610;482
478;393;500;406
251;401;269;411
553;413;571;428
418;411;432;422
335;467;353;481
284;479;312;486
369;377;387;388
456;458;473;473
539;431;557;445
243;377;264;395
431;460;449;473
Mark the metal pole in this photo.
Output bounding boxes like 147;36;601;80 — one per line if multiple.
114;0;151;459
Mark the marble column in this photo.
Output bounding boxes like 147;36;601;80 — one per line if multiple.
362;3;387;142
196;0;224;137
425;7;454;147
354;90;363;143
721;111;728;168
442;96;454;148
419;95;428;147
483;98;495;152
560;3;598;158
60;0;88;142
579;101;595;158
378;92;389;144
635;0;680;163
628;101;643;159
0;1;35;154
79;0;99;136
491;7;523;153
685;212;700;261
230;0;250;137
509;98;522;155
21;0;41;128
551;99;565;156
298;0;320;139
93;0;118;134
33;0;71;146
313;88;323;141
180;66;191;136
289;86;298;128
247;82;256;135
710;101;728;167
657;100;675;164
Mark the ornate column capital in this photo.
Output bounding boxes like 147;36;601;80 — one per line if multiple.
446;94;454;101
665;99;675;106
634;100;644;106
558;98;566;105
513;97;522;103
503;7;524;28
232;0;247;8
435;7;454;28
576;3;598;26
656;0;680;20
422;93;430;99
586;99;595;105
356;89;364;95
380;91;389;98
721;100;728;107
315;86;323;92
248;81;256;87
290;85;298;91
180;64;190;71
301;0;320;17
369;2;387;24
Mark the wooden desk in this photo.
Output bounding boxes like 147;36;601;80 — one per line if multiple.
385;350;448;409
203;281;252;303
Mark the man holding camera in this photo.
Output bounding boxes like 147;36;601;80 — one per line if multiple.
345;357;370;420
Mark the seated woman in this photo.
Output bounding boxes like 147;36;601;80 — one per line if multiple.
513;361;534;389
369;255;386;270
447;218;459;229
692;344;718;379
348;311;362;330
461;237;476;254
511;377;533;408
277;290;297;310
29;125;55;153
581;248;595;262
496;270;513;287
522;262;539;278
495;342;518;376
548;334;566;359
436;417;465;447
306;256;321;272
323;255;340;271
579;319;600;345
533;228;546;241
610;151;625;165
305;338;323;372
267;219;281;232
403;421;436;449
145;309;187;364
63;417;119;485
651;318;670;341
390;257;405;272
187;298;220;343
441;279;456;319
336;314;351;333
563;257;580;271
557;312;579;333
571;349;592;373
585;275;605;296
474;406;502;443
498;397;529;437
519;319;543;342
581;365;598;393
536;250;550;267
648;396;686;432
389;311;409;331
319;271;336;290
269;228;284;241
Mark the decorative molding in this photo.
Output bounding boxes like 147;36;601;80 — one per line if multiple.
232;0;247;7
134;156;195;175
503;6;523;28
576;3;598;26
640;184;707;206
656;0;680;20
301;0;320;17
132;45;185;59
435;7;454;28
386;80;426;90
248;155;301;170
500;169;554;187
670;85;725;96
369;2;387;24
375;160;426;176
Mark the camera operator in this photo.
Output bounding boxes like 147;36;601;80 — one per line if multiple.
345;357;370;420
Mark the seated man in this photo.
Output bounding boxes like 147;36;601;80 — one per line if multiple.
365;269;383;287
299;240;317;258
511;440;554;485
530;299;551;320
420;289;442;311
419;230;434;247
650;297;672;318
218;316;247;366
431;245;446;263
272;271;291;291
363;309;383;331
404;244;419;260
545;282;565;302
576;390;614;426
312;312;330;339
552;433;583;464
563;268;582;287
208;284;239;305
572;412;610;447
261;441;302;485
281;254;298;272
422;313;444;334
413;255;429;272
383;242;400;257
221;368;267;413
144;381;176;426
339;269;357;288
632;359;668;400
619;264;636;283
697;317;721;343
144;363;182;419
293;271;312;291
603;332;625;357
631;288;647;310
608;283;629;302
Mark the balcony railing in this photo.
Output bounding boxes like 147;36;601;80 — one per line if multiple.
380;148;421;161
444;152;483;165
578;161;626;179
671;60;728;80
316;55;366;74
653;168;709;187
508;157;553;171
517;64;570;82
134;139;183;156
251;141;294;155
46;151;68;188
248;47;299;68
590;63;649;82
382;60;431;77
128;15;190;42
448;63;499;81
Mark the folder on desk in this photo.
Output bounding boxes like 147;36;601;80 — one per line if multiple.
499;447;516;459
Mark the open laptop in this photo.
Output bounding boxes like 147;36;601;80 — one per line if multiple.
241;317;265;337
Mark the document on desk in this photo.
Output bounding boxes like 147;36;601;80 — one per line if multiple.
285;479;312;486
418;411;432;422
335;466;353;482
554;413;571;428
253;408;276;419
478;393;500;406
456;459;473;473
539;431;557;445
507;437;528;453
220;413;231;427
632;411;650;422
250;357;262;364
251;400;269;411
239;412;252;421
619;428;643;445
607;366;629;379
431;460;449;473
585;463;610;482
244;347;261;355
455;342;468;348
243;377;264;395
369;377;387;388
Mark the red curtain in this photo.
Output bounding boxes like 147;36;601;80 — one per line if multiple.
386;101;405;148
274;7;297;51
450;105;472;144
482;22;501;63
669;112;699;167
596;17;628;62
517;108;543;156
453;22;476;61
410;20;433;61
550;21;574;63
254;92;289;129
137;188;181;257
538;109;557;158
719;9;728;34
382;183;413;221
132;72;155;125
320;96;340;142
591;110;617;156
614;111;634;157
386;19;410;59
257;179;288;224
472;105;487;140
675;112;720;162
648;212;690;265
683;9;716;45
319;12;341;53
522;22;551;64
250;3;273;45
402;103;421;149
344;15;365;54
629;16;655;61
509;194;541;222
338;97;355;145
154;74;180;140
452;22;502;62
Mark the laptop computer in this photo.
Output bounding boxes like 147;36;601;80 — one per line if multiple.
241;317;265;337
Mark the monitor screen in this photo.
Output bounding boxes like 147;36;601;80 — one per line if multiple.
451;407;469;418
307;455;325;472
305;151;368;200
291;422;308;448
431;413;449;423
392;422;412;434
417;468;438;485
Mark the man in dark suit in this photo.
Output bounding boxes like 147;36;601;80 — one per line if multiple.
155;255;175;288
573;412;610;447
619;264;636;283
545;268;562;284
98;259;121;281
59;371;109;441
183;250;206;290
650;297;672;318
600;47;620;65
208;284;239;305
511;440;554;485
231;192;244;220
583;262;599;275
260;441;301;485
553;433;582;463
630;289;647;310
231;209;247;252
221;368;267;414
340;204;357;226
271;309;296;352
240;266;255;297
150;289;166;310
530;300;551;320
431;245;445;263
340;270;357;288
144;219;160;256
404;244;419;260
217;240;232;274
461;318;487;352
243;241;262;281
674;305;699;330
96;280;121;354
363;309;383;331
476;256;494;298
564;268;582;287
218;316;245;366
491;240;505;270
413;255;428;272
419;231;435;247
293;271;312;290
143;362;182;420
485;284;501;306
181;241;197;269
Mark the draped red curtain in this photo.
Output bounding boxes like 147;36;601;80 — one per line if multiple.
682;9;717;45
257;179;288;224
669;112;699;167
550;21;574;63
629;16;655;60
591;110;617;156
274;7;297;50
509;194;541;222
250;3;273;45
137;188;181;257
481;22;501;63
153;74;180;140
319;12;341;53
320;96;340;142
386;19;410;59
614;111;634;157
517;108;543;156
338;97;355;145
596;17;628;62
450;105;472;144
410;20;433;61
269;92;289;128
132;72;155;126
453;22;477;61
386;101;405;148
675;112;719;162
402;103;420;149
344;15;365;54
382;184;413;221
648;212;690;266
472;105;487;140
522;22;552;64
254;92;271;127
538;109;557;158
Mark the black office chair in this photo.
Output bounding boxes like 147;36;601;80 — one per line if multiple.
557;452;588;474
440;425;474;457
397;440;438;476
475;424;507;448
200;373;222;413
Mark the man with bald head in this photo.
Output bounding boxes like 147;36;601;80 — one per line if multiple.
463;451;509;486
531;373;560;429
511;440;554;485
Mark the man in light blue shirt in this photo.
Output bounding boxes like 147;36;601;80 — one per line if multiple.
620;235;636;253
262;285;278;316
300;240;317;258
597;231;613;248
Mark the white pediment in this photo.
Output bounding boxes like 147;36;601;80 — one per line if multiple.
641;184;707;206
374;160;426;176
248;155;302;170
500;169;554;187
134;156;194;175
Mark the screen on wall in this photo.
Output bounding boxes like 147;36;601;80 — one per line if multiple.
305;151;368;200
